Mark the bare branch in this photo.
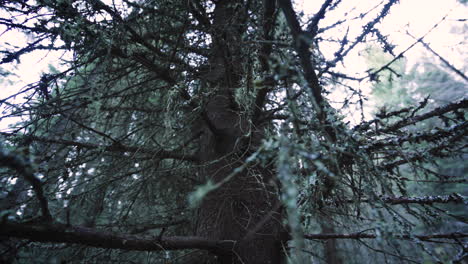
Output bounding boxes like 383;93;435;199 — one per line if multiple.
324;0;399;72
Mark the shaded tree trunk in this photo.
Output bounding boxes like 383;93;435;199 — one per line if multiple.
195;1;284;263
321;220;342;264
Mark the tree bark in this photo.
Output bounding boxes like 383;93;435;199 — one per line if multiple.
320;219;342;264
195;1;284;263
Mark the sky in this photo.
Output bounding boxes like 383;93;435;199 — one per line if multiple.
302;0;466;69
0;0;466;129
301;0;467;122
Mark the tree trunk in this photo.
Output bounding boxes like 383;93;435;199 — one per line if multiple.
321;219;342;264
195;1;284;263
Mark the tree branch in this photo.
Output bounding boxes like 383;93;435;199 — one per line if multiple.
278;0;324;108
345;194;466;205
306;0;334;38
2;221;464;253
304;232;468;241
375;99;467;134
368;120;468;150
0;221;234;253
410;34;468;82
253;0;276;123
278;0;339;141
129;219;189;234
379;194;466;205
1;133;198;162
323;0;399;73
0;146;52;221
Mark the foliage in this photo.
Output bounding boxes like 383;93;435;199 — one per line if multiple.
0;0;466;263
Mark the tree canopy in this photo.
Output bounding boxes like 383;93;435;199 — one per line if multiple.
0;0;466;263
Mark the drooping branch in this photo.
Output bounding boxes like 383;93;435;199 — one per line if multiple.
304;232;468;241
0;221;234;253
322;194;466;208
379;194;466;205
344;194;466;205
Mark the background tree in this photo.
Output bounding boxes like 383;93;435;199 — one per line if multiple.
360;46;467;262
0;0;466;263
